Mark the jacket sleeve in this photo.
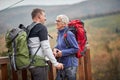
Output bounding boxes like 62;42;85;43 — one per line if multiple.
62;31;79;57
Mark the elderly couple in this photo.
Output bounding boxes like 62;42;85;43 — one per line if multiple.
28;8;79;80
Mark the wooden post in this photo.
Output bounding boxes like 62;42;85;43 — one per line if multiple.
48;61;54;80
1;64;8;80
78;57;85;80
78;46;92;80
0;57;9;80
22;69;27;80
11;67;18;80
84;47;92;80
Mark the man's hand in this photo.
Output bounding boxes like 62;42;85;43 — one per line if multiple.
56;63;64;70
56;50;62;57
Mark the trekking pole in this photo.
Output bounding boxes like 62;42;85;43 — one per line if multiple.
48;34;53;39
57;56;65;80
60;70;65;80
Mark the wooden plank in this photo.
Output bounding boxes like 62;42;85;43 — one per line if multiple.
0;57;9;64
1;64;8;80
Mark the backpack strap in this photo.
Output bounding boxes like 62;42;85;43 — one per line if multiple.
48;34;53;39
26;22;38;37
26;22;43;66
63;29;71;48
30;44;41;65
63;27;77;48
11;40;17;71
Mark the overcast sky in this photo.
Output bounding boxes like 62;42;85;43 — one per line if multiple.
0;0;86;10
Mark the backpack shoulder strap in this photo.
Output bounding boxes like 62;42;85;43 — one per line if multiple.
26;22;38;36
63;29;71;48
26;22;42;66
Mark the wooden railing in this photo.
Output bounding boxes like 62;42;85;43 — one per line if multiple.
0;57;9;80
0;47;92;80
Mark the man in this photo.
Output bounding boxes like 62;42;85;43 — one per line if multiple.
53;15;79;80
28;8;63;80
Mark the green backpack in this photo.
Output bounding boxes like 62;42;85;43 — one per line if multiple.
5;23;47;71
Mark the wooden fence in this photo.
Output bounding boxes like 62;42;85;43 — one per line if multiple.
0;47;92;80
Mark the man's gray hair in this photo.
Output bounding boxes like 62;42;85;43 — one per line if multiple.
56;15;69;24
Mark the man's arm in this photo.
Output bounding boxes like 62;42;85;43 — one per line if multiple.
37;25;63;69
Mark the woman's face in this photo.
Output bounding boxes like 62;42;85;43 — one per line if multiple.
55;17;65;30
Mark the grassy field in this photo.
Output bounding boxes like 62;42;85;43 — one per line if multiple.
84;13;120;56
84;14;120;80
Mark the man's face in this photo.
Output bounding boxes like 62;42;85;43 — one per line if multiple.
38;12;46;24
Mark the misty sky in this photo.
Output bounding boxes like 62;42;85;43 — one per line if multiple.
0;0;86;10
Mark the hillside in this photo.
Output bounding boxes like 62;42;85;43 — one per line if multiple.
0;0;120;34
84;14;120;80
49;13;120;80
85;14;120;55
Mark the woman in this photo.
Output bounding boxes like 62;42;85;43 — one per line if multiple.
53;15;79;80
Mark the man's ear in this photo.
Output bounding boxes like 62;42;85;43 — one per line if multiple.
38;16;41;19
37;14;41;19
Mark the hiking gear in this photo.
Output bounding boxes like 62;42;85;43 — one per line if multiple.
5;23;46;71
63;19;88;58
